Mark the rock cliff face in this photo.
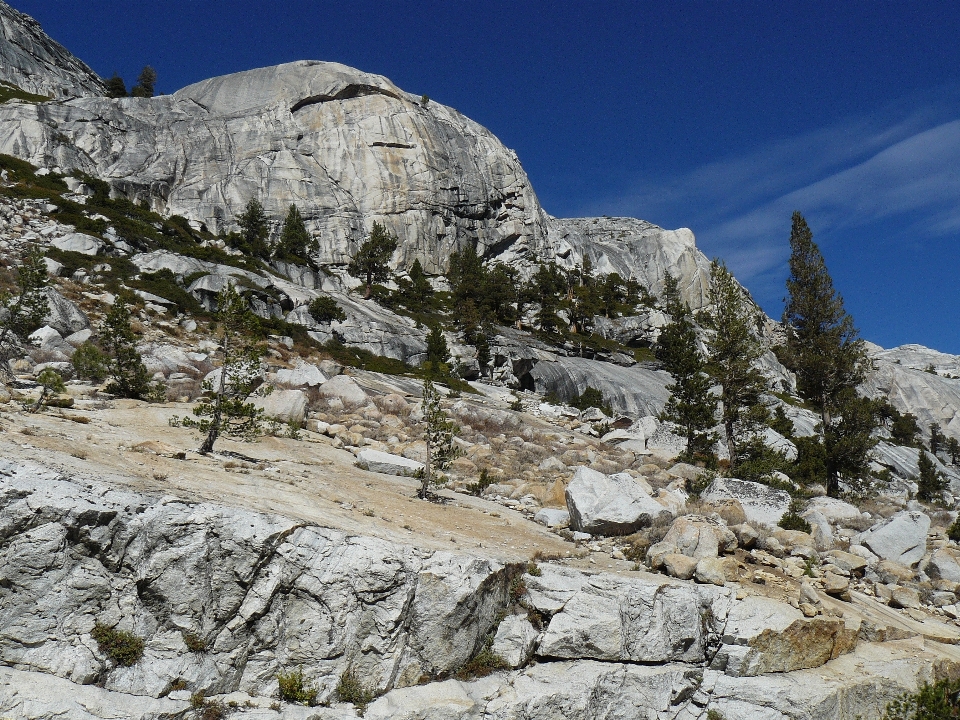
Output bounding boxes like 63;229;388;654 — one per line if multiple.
0;1;104;98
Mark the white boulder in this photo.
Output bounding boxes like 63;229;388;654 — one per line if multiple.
356;449;423;476
317;374;368;407
252;388;308;424
701;477;791;527
534;508;570;528
855;511;930;566
50;232;102;256
491;614;538;669
565;467;672;535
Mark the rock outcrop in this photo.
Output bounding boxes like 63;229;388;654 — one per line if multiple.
0;2;104;98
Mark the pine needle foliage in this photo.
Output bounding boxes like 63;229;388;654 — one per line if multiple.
180;284;266;454
780;212;875;495
656;274;717;464
419;378;459;499
348;222;398;299
705;260;768;472
0;243;49;375
102;298;156;399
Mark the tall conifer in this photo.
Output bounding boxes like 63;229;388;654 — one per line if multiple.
781;212;875;495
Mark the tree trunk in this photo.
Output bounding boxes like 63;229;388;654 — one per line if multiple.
724;412;736;472
365;271;373;299
420;431;431;499
198;332;229;455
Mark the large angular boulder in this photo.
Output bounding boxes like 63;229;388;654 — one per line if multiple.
855;511;930;566
925;548;960;583
50;232;102;256
317;374;368;407
356;449;423;477
274;361;326;388
711;595;859;676
701;477;791;527
660;515;736;559
42;288;89;336
565;467;672;535
806;496;863;525
528;565;732;664
251;388;308;424
491;614;538;669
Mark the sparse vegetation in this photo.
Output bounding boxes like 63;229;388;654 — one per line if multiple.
182;630;207;653
335;667;373;711
882;677;960;719
308;295;346;324
91;622;145;666
278;666;318;706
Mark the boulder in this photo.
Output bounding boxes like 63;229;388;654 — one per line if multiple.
529;565;732;663
662;553;698;580
533;508;570;528
274;362;326;388
251;389;307;424
711;595;858;676
50;232;102;256
806;496;863;524
856;511;930;566
729;523;759;549
701;477;791;527
28;325;73;356
889;586;922;610
538;456;567;473
823;573;850;597
317;374;368;407
564;467;671;536
925;549;960;583
63;328;92;347
702;498;747;526
42;288;89;336
356;449;423;477
825;550;868;575
694;557;729;586
490;614;538;669
661;515;735;559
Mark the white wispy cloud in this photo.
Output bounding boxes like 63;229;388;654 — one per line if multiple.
583;85;960;307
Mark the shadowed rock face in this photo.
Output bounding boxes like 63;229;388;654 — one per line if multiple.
0;1;104;98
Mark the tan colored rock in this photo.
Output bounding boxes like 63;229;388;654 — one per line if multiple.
800;602;819;617
712;595;859;676
694;557;727;586
730;523;759;549
662;515;732;560
889;586;921;610
877;559;915;584
703;498;747;526
823;573;851;598
662;553;698;580
826;550;868;575
543;478;567;508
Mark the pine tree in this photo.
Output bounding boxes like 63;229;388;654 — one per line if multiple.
705;260;768;472
188;284;266;454
781;212;874;496
656;274;717;464
105;73;127;98
917;448;947;502
930;423;944;456
102;298;153;399
31;368;64;412
425;325;449;368
348;222;398;299
275;204;315;262
235;199;270;259
947;436;960;466
0;243;49;375
419;378;459;499
130;66;157;97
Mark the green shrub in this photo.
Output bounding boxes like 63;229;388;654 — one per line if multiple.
569;386;611;415
778;512;811;533
335;667;374;711
72;341;109;381
277;666;318;706
883;677;960;719
948;519;960;543
308;296;346;324
91;622;145;666
466;467;494;496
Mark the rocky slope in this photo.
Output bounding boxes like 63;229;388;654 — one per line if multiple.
0;1;104;98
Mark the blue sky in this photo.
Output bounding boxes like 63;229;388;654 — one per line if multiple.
16;1;960;353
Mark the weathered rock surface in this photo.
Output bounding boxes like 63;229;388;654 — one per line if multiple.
701;477;791;527
356;449;423;476
527;565;732;664
0;2;105;99
565;466;671;535
711;595;858;677
491;614;538;669
855;510;930;566
0;458;509;700
251;388;308;424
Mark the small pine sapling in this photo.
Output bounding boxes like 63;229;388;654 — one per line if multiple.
419;378;459;499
